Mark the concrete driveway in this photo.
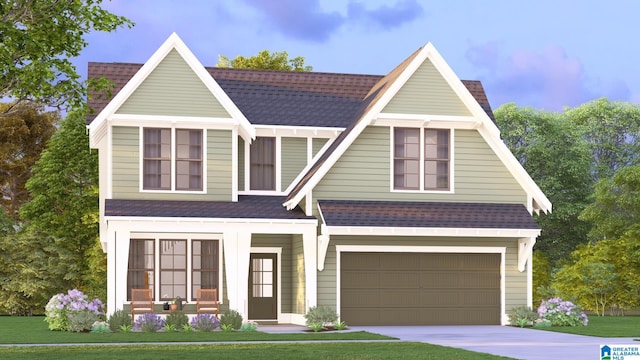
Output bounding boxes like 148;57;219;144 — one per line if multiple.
349;325;637;359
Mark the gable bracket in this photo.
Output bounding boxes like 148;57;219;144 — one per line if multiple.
318;224;330;271
518;237;536;272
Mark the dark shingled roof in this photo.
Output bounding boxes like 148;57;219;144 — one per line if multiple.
318;200;540;229
87;62;495;125
105;196;314;220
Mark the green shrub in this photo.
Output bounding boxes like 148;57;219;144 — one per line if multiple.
508;306;538;327
333;320;348;330
107;309;132;332
68;310;99;332
304;306;338;327
165;311;189;329
91;321;110;333
240;322;258;332
220;309;243;330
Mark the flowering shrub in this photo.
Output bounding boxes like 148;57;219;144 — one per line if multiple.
190;313;219;332
133;313;165;332
44;289;105;331
537;298;588;326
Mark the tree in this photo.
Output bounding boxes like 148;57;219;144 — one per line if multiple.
565;98;640;181
217;50;313;72
580;164;640;241
0;0;133;116
18;110;103;301
495;103;593;265
0;102;58;220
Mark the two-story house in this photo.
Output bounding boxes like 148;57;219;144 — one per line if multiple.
87;33;550;326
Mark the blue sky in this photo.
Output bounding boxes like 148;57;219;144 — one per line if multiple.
76;0;640;112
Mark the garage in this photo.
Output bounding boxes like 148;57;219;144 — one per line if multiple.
340;252;501;325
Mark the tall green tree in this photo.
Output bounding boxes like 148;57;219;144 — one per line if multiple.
0;102;58;219
580;164;640;241
495;103;593;265
0;0;133;116
18;110;102;300
217;50;313;71
565;98;640;181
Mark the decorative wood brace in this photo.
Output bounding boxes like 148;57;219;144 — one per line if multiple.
518;237;536;272
317;224;331;271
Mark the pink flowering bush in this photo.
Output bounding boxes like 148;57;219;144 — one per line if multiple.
44;289;105;331
537;298;588;327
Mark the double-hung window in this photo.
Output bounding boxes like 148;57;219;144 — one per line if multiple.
250;137;276;190
394;127;450;191
143;128;203;191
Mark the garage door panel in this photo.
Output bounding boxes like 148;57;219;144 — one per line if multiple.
341;252;500;325
341;271;380;288
379;272;419;288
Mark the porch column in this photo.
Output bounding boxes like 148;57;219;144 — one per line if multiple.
302;228;317;311
106;226;116;316
223;231;251;319
114;229;130;314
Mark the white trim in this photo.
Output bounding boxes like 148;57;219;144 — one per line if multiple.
231;128;238;202
249;247;282;322
324;226;540;238
518;237;536;272
254;125;343;139
335;245;507;325
275;137;282;192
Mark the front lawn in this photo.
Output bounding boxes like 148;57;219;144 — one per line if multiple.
0;343;515;360
534;315;640;337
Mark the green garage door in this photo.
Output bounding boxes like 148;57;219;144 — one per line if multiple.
340;252;501;325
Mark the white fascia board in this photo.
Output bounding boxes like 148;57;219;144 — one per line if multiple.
254;125;344;138
88;33;255;144
373;113;480;129
105;216;317;235
325;225;541;238
423;43;552;214
109;114;238;129
283;44;432;210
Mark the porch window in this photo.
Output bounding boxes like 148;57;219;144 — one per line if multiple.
192;240;219;301
143;128;203;191
394;128;450;191
127;239;155;301
127;237;221;303
250;137;275;190
160;240;187;301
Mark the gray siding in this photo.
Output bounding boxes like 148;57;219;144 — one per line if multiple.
238;136;245;191
281;137;307;190
117;49;230;118
312;138;329;157
251;234;293;313
312;126;526;205
111;126;233;201
382;58;471;116
318;236;525;315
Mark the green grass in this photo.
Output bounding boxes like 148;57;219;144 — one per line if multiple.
0;316;390;344
534;315;640;337
0;343;514;360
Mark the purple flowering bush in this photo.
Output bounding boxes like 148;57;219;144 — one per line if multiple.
190;313;219;332
44;289;105;331
133;313;165;332
537;298;588;327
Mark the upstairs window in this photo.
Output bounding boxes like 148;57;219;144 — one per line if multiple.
250;137;275;190
394;128;450;191
143;128;203;191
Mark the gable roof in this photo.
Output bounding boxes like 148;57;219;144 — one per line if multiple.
87;33;255;146
282;43;551;215
88;34;550;215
